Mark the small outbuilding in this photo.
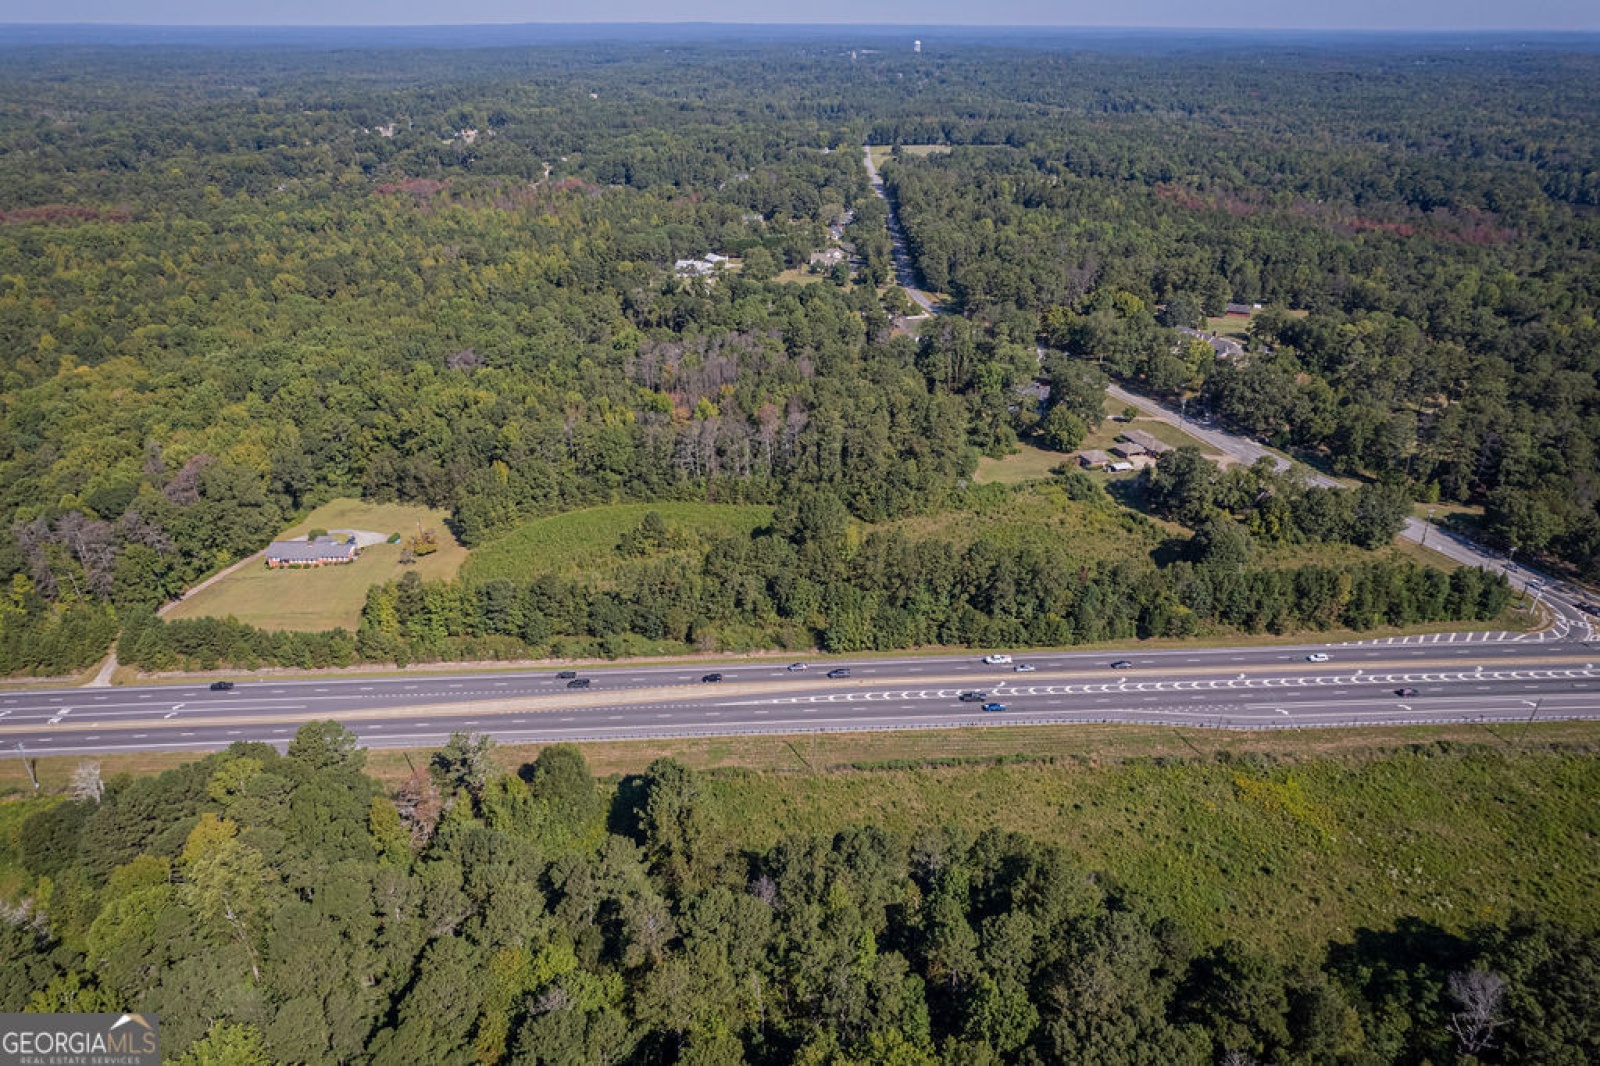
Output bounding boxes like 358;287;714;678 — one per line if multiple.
1076;449;1112;469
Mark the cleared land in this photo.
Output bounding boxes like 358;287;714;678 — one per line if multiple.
164;500;464;631
880;479;1164;565
868;143;953;169
973;441;1068;484
1203;312;1255;342
689;736;1600;948
462;502;772;584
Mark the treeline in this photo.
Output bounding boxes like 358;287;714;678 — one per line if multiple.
118;502;1511;671
3;728;1597;1063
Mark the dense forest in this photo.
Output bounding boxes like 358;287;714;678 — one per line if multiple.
0;36;1591;673
3;728;1598;1064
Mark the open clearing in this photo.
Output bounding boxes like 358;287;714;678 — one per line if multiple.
973;441;1068;484
462;502;772;584
164;500;464;631
868;143;954;169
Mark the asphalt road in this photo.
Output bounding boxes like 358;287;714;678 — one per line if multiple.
4;641;1596;757
862;145;939;314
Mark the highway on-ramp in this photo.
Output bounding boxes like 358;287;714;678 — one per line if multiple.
4;640;1597;757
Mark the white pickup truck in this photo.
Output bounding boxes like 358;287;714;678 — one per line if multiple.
982;654;1012;665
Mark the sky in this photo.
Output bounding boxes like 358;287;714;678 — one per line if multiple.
0;0;1595;31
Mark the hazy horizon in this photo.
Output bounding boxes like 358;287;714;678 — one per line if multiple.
0;0;1596;33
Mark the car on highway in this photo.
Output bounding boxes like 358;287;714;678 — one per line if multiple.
981;702;1008;713
1013;663;1036;672
982;654;1013;665
209;680;234;691
1306;653;1331;663
1109;660;1133;670
787;662;809;672
1395;687;1419;697
827;668;851;678
566;678;591;688
958;691;989;702
556;670;577;679
702;673;723;683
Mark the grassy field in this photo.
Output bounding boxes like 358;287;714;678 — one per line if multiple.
164;500;465;631
772;267;823;285
973;441;1069;484
868;144;954;169
882;479;1165;565
462;503;772;584
7;722;1597;950
1204;312;1255;341
689;738;1600;949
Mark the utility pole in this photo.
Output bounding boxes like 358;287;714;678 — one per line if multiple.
15;743;39;790
1422;507;1435;546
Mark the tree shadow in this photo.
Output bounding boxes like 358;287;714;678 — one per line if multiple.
606;773;649;843
1150;535;1194;569
1325;916;1477;987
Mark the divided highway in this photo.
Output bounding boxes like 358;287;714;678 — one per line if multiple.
4;640;1597;757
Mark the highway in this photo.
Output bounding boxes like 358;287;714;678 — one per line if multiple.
3;640;1597;757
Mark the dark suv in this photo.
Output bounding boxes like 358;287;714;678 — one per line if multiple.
556;670;577;679
702;673;724;683
209;680;234;691
958;691;988;703
566;678;591;689
827;668;851;679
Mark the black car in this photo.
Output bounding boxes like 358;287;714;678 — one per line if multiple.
209;680;234;691
958;691;988;702
1110;660;1133;670
566;678;591;689
1395;687;1419;697
702;673;724;683
556;670;577;679
827;668;851;679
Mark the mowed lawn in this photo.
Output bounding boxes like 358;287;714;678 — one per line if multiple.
973;441;1069;484
165;500;465;631
463;503;773;583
